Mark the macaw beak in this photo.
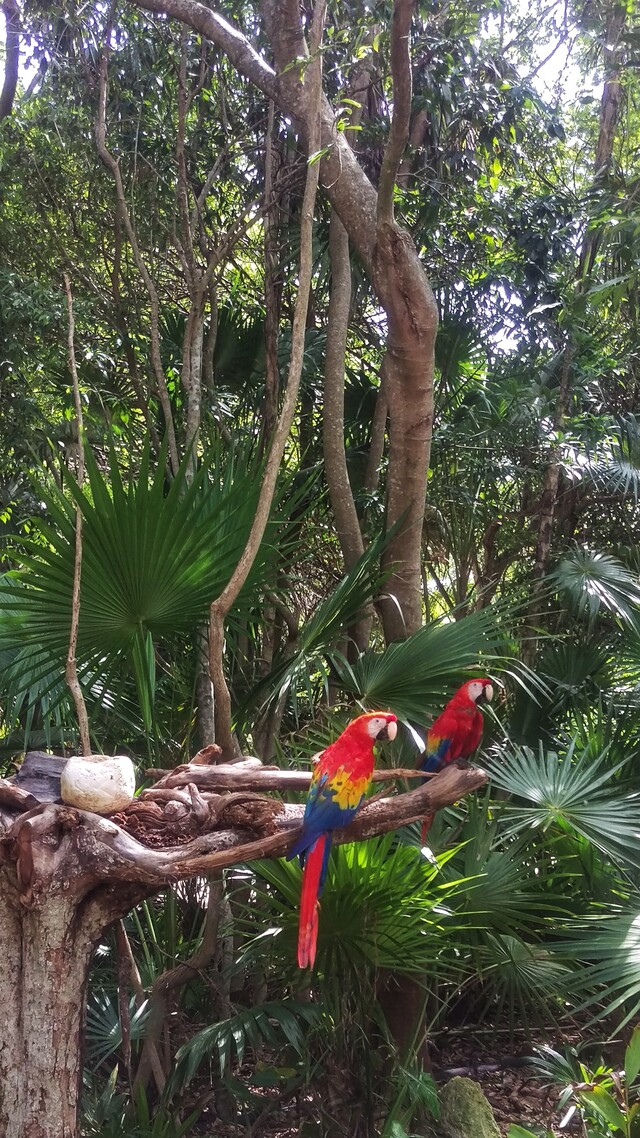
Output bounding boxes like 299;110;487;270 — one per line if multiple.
376;720;397;742
478;683;494;704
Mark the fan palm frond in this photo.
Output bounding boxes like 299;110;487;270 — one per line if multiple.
556;907;640;1028
240;835;468;982
0;439;284;734
595;414;640;502
483;741;640;867
329;608;502;723
552;550;640;631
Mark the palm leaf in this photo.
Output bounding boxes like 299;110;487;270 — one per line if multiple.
167;1000;319;1089
329;608;502;722
0;439;284;731
556;907;640;1029
595;414;640;502
85;990;150;1071
552;550;640;631
483;741;640;867
240;835;469;980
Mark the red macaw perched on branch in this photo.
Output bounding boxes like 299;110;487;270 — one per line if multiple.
417;678;494;841
288;711;398;970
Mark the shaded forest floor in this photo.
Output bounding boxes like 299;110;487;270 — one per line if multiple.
171;1023;626;1137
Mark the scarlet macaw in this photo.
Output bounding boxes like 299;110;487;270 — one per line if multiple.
288;711;398;969
417;677;493;841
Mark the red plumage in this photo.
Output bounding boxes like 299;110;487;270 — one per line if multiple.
418;678;493;842
297;835;326;969
289;712;398;970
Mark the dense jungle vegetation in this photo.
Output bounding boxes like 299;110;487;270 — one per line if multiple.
2;0;640;1134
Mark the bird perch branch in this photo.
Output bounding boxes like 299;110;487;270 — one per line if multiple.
0;764;486;904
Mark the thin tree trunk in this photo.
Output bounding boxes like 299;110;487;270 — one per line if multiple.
262;99;281;451
0;1;20;122
323;210;370;651
63;274;91;756
208;0;326;758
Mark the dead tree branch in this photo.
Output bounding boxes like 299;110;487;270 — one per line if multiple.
0;763;486;893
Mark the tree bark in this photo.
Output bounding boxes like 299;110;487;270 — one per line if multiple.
0;868;141;1138
373;223;437;640
0;1;20;123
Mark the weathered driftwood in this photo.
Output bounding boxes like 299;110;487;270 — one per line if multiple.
0;756;486;1138
144;761;432;791
0;761;485;894
13;750;67;800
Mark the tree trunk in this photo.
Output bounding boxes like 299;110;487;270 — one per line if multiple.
373;222;437;640
0;879;108;1138
129;0;438;641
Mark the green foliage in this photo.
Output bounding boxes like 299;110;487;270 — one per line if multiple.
330;608;503;722
483;740;640;868
0;439;282;741
244;529;393;723
82;1066;200;1137
167;1000;320;1089
553;551;640;631
240;835;466;982
85;991;150;1072
5;0;640;1129
524;1026;640;1138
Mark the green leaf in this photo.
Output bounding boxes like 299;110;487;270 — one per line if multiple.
625;1025;640;1087
579;1088;627;1133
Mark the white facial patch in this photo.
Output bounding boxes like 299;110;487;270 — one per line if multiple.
467;681;485;702
366;716;397;741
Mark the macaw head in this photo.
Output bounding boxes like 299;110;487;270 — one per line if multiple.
349;712;398;744
461;677;494;706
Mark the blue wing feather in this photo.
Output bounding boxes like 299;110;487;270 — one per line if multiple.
288;771;363;861
419;736;452;774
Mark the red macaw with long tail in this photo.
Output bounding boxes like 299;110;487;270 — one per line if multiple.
417;678;493;841
288;711;398;969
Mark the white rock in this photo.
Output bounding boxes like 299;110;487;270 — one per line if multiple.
60;754;136;814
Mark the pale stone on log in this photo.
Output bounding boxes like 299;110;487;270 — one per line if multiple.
60;754;136;813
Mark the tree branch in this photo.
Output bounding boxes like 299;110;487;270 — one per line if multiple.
377;0;414;225
62;274;91;757
0;765;486;896
128;0;379;271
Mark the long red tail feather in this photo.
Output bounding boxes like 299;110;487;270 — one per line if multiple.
297;836;327;969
